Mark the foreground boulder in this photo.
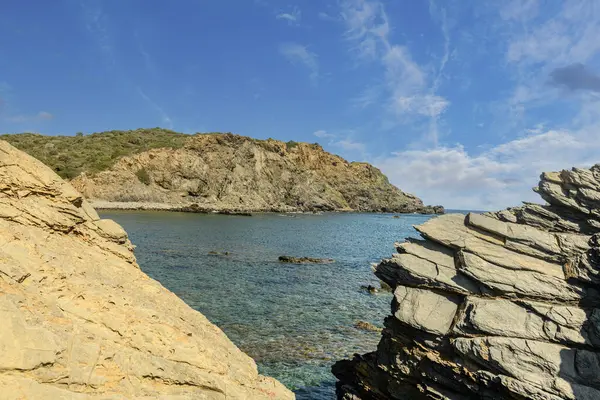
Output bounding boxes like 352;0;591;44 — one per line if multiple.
333;165;600;399
0;141;293;399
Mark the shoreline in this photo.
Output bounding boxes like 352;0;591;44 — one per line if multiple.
90;200;445;215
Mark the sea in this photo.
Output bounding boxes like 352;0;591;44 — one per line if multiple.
100;211;449;399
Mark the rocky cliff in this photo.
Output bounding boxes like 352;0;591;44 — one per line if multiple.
0;140;293;399
333;165;600;399
1;130;442;213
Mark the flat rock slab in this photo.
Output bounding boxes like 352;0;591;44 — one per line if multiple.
416;214;566;279
393;285;460;335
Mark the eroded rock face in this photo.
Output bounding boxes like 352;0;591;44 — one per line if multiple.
333;164;600;400
68;133;442;213
0;141;294;399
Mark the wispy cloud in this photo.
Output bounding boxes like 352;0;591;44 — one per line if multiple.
80;0;115;67
313;130;335;139
5;111;54;124
340;0;450;144
335;139;366;152
276;7;301;25
313;129;366;155
279;43;319;84
137;88;173;129
134;30;157;77
318;11;338;21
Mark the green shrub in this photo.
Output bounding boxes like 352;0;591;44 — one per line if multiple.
135;167;151;185
0;128;192;179
286;140;299;150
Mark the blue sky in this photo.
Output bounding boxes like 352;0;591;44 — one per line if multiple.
1;0;600;210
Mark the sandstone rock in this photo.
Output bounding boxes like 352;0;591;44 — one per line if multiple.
0;141;293;399
333;164;600;399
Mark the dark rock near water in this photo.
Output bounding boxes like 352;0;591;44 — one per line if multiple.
333;164;600;399
354;321;382;332
278;256;335;264
360;285;379;294
208;251;231;256
217;210;253;216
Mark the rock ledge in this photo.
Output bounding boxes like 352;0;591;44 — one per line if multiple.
333;164;600;400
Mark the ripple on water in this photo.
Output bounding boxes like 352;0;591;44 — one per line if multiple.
100;211;433;398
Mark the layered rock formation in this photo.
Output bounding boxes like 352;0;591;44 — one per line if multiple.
3;130;442;213
333;165;600;399
72;133;441;213
0;140;293;399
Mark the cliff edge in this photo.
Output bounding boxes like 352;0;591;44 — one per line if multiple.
333;165;600;399
1;130;443;213
0;140;293;399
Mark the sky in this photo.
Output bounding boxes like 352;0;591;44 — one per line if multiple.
1;0;600;210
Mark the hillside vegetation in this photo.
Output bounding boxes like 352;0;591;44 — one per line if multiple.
1;129;193;179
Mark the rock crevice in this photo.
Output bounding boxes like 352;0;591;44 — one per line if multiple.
333;164;600;400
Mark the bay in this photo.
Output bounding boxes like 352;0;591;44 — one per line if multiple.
100;211;435;399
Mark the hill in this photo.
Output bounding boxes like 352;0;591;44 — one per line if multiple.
1;129;443;213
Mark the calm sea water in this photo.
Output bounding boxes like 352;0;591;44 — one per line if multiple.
100;211;435;399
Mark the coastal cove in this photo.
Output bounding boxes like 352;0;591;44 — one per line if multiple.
100;210;436;398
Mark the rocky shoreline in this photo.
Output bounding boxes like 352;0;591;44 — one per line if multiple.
333;165;600;399
90;200;445;215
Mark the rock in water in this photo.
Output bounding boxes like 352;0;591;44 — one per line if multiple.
333;164;600;400
278;255;335;264
0;140;294;399
354;321;382;332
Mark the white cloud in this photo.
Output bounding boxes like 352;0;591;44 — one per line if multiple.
276;7;301;24
340;0;450;144
279;43;319;83
318;12;337;21
499;0;539;22
334;139;366;152
313;130;335;138
376;128;600;210
37;111;53;120
6;111;54;123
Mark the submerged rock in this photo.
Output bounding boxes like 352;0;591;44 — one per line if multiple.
0;141;293;399
360;284;379;294
354;321;382;332
278;255;335;264
333;164;600;400
208;250;231;256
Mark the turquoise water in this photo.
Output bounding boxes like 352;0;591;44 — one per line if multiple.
100;211;434;399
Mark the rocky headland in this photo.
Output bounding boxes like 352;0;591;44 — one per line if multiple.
0;140;293;399
1;129;443;214
333;165;600;399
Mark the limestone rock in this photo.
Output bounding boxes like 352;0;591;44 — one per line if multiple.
0;141;293;399
333;164;600;399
